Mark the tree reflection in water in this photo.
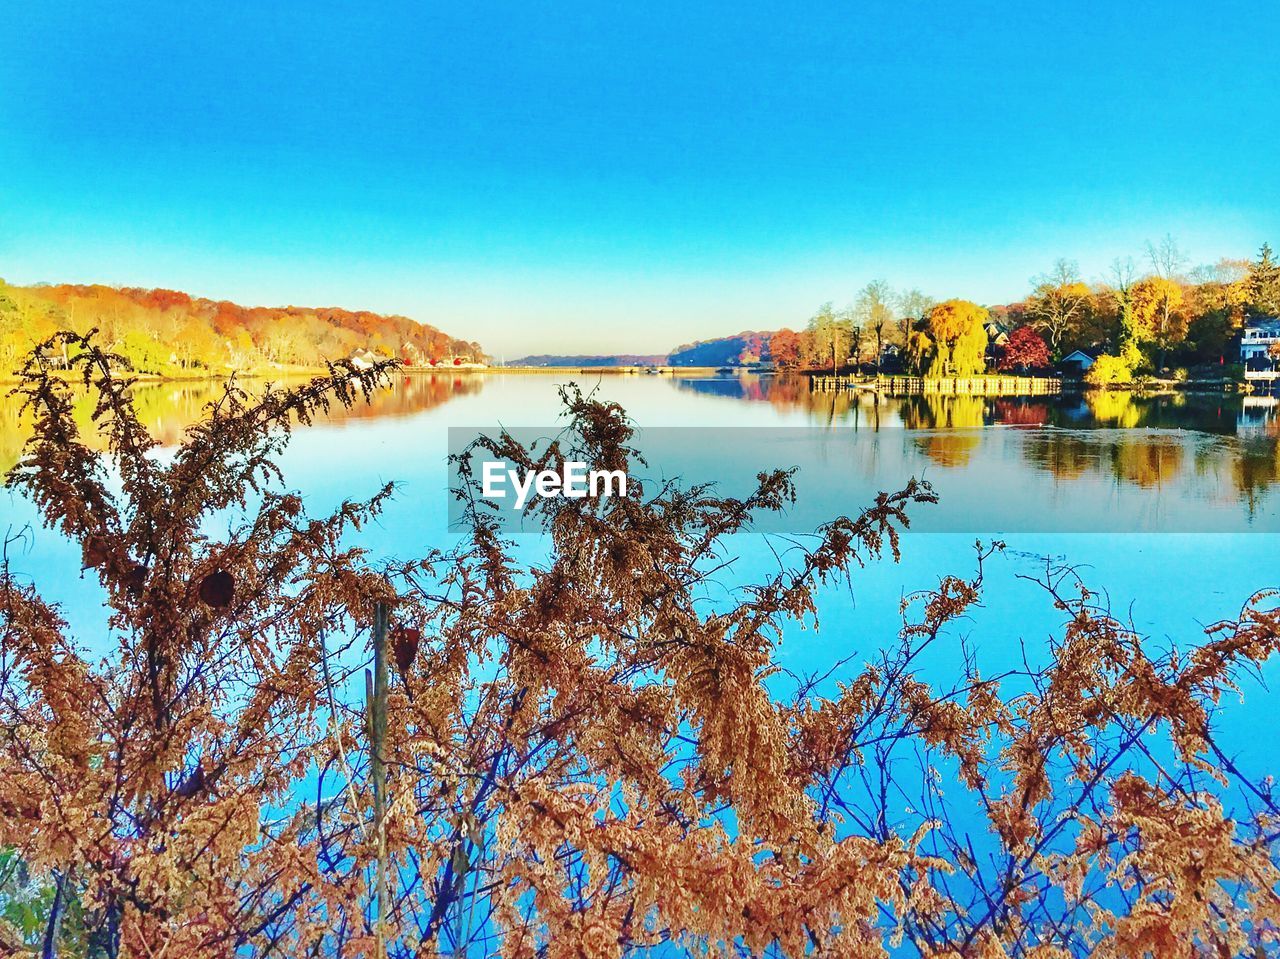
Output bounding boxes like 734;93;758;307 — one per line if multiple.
672;372;1280;507
0;371;484;473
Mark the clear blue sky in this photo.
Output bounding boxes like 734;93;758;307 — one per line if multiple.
1;1;1275;356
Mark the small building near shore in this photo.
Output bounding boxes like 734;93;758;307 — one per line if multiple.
1060;349;1098;376
874;343;902;370
349;349;381;371
1241;318;1280;381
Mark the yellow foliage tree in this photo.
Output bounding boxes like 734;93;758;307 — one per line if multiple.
1131;276;1186;369
904;329;934;375
1084;353;1135;388
926;299;989;376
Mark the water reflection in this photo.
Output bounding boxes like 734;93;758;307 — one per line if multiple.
3;369;1278;524
674;373;1277;433
0;371;484;473
672;372;1280;513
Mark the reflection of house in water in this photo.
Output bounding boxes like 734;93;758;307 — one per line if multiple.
1241;317;1280;384
1239;395;1280;433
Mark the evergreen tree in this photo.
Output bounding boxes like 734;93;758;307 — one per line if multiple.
1246;242;1280;317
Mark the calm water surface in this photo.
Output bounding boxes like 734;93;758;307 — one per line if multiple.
3;371;1278;768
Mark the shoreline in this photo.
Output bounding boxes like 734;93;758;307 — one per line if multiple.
2;365;1266;397
0;365;734;384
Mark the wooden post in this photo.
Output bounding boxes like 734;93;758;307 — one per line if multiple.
369;602;390;958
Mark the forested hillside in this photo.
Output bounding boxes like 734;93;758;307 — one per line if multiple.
667;330;772;366
0;281;484;377
510;353;667;367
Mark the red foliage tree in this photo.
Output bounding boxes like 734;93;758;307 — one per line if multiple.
998;325;1052;371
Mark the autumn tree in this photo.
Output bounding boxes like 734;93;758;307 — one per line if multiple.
855;279;895;371
806;302;852;373
997;325;1051;371
768;328;804;369
1084;352;1135;386
1131;275;1187;370
925;299;989;376
1027;259;1093;358
903;328;934;375
0;285;24;373
1095;256;1147;369
1180;261;1248;365
0;282;480;378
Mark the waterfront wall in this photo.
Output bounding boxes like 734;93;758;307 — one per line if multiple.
810;374;1063;396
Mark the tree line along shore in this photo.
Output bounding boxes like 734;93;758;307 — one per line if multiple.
4;238;1278;390
714;240;1280;390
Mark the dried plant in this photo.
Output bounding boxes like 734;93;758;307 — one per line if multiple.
1;337;1278;957
1;332;398;956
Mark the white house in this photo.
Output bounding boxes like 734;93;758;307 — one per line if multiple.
348;348;381;371
1240;318;1280;380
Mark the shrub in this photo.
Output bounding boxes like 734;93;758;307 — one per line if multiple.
1084;353;1134;387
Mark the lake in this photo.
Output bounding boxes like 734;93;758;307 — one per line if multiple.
3;370;1279;773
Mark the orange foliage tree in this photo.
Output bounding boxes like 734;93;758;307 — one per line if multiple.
2;334;1280;957
768;328;804;369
